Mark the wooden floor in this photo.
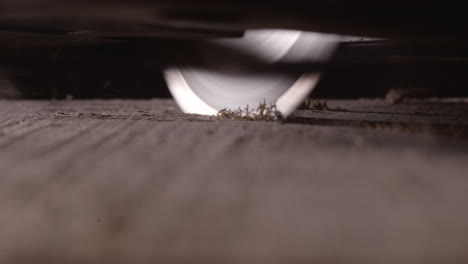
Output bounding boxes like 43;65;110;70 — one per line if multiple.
1;99;468;263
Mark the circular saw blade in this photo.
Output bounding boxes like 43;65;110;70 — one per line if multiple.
164;30;340;117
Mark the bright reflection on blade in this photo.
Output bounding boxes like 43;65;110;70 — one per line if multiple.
215;30;302;63
164;29;341;117
164;69;218;115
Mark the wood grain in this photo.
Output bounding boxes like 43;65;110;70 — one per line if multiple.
0;99;468;263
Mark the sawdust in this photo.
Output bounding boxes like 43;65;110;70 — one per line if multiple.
304;100;348;112
217;101;282;121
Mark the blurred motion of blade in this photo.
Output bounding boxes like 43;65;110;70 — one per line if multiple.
165;30;342;117
2;0;468;42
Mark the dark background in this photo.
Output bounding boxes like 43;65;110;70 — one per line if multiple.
1;40;467;100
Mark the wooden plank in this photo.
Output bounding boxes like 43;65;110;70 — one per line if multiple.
0;99;468;263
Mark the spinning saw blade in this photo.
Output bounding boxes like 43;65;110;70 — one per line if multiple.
164;30;342;117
